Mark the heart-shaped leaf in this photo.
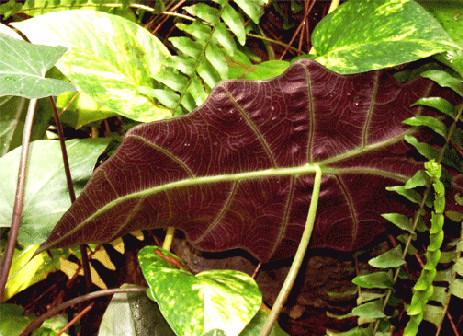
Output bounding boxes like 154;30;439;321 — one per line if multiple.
37;59;463;261
0;139;110;245
13;10;171;124
138;246;261;336
0;32;76;98
312;0;459;74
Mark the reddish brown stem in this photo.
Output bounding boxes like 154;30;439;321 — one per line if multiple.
20;288;147;335
55;303;93;336
0;98;37;304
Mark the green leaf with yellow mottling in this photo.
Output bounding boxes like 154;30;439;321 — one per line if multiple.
138;246;261;336
312;0;459;74
419;1;463;77
13;10;171;124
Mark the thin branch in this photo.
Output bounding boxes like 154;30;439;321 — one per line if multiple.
19;287;147;335
55;303;93;336
259;165;322;336
0;98;37;304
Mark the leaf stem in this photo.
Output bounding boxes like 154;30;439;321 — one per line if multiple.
49;96;93;331
259;165;322;336
163;226;176;251
0;98;37;304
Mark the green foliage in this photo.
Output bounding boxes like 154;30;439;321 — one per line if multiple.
149;0;268;115
138;246;262;336
98;284;176;336
0;0;136;19
311;0;458;74
0;30;76;98
404;161;445;336
0;139;110;244
345;67;463;335
14;10;171;126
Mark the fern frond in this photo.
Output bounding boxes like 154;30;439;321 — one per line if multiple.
150;0;267;115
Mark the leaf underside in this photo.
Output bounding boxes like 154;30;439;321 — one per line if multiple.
38;59;463;262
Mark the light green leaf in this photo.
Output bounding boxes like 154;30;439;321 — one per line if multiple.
404;170;430;189
312;0;459;74
184;3;220;25
429;286;449;304
352;271;394;289
422;304;444;327
138;246;261;336
205;44;229;80
3;244;52;301
351;300;386;319
434;268;453;282
222;4;246;46
243;61;290;80
0;33;76;98
0;138;110;245
34;314;69;336
369;245;406;268
450;278;463;299
212;22;238;57
170;36;203;59
177;21;212;43
14;10;171;123
382;213;414;233
233;0;267;24
0;304;33;336
98;284;176;336
454;258;463;276
56;91;115;129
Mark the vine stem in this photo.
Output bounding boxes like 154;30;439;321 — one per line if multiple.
259;165;322;336
0;98;37;305
49;97;92;334
19;287;147;335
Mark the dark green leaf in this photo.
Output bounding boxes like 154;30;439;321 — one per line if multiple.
351;300;386;319
402;116;447;138
0;33;75;98
421;69;463;96
352;271;394;289
0;139;110;244
412;97;456;118
404;135;439;160
0;304;33;336
98;284;175;336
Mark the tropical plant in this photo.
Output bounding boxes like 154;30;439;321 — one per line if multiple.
0;0;463;335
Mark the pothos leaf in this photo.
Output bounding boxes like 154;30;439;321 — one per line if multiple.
37;59;463;261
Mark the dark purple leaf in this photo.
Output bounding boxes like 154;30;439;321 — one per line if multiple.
38;59;463;262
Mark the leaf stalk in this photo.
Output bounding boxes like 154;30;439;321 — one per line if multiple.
259;165;322;336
